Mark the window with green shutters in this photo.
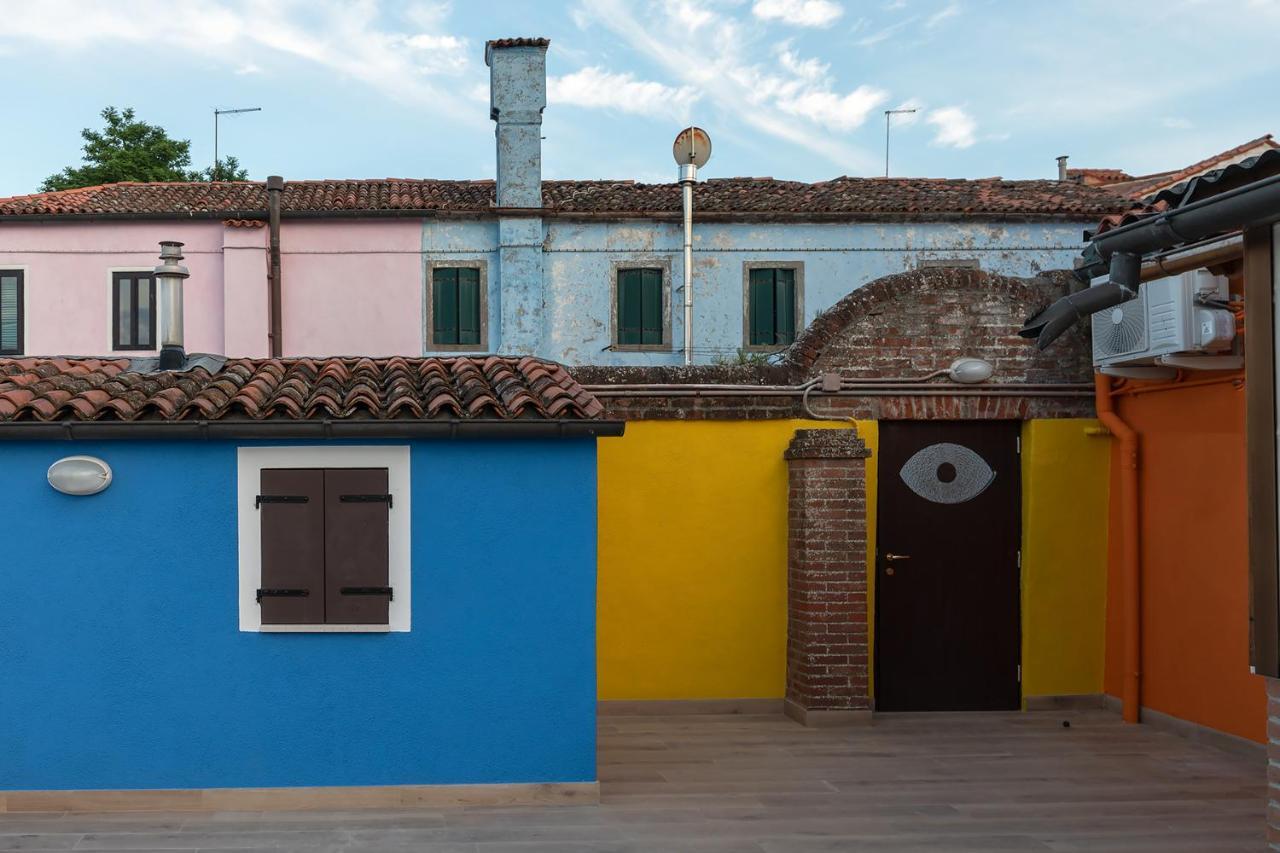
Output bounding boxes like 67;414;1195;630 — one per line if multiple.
748;267;797;347
616;268;664;346
431;267;483;347
0;270;22;356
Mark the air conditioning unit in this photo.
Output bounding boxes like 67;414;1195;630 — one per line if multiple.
1092;269;1239;372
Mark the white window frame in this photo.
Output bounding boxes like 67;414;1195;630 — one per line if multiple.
237;445;412;633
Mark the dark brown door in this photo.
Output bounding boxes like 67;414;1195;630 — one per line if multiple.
875;420;1021;711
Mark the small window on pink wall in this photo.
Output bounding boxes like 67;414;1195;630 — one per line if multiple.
112;272;156;351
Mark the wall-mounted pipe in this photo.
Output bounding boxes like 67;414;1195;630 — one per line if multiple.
266;175;284;358
1095;372;1142;724
1092;172;1280;260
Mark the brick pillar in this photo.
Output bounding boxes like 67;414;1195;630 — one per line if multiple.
784;428;872;726
1268;678;1280;850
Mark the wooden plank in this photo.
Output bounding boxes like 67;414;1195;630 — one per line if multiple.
1244;225;1279;677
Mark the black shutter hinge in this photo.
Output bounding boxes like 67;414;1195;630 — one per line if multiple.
256;588;311;602
255;495;310;509
340;586;394;600
339;494;393;508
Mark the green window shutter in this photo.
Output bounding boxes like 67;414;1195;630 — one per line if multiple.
433;268;459;346
0;273;19;354
641;268;663;345
775;268;796;345
617;269;642;345
749;268;775;346
458;268;481;346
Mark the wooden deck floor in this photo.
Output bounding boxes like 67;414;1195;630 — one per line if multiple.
0;710;1265;851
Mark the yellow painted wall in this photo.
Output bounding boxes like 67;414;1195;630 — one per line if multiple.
1019;419;1110;700
597;417;1108;702
597;419;877;700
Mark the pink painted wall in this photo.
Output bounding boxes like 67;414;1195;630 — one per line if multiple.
0;221;226;356
280;220;423;357
0;218;425;358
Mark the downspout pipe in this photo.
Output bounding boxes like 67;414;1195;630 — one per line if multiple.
1095;373;1141;724
266;175;284;358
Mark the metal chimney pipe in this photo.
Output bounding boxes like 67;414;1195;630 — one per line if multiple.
1056;155;1069;182
155;241;189;370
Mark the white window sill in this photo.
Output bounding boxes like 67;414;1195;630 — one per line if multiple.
257;624;393;634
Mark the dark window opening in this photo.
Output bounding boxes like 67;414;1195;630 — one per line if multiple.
432;267;482;346
112;272;156;351
257;467;391;626
0;270;23;356
617;268;664;346
748;267;797;347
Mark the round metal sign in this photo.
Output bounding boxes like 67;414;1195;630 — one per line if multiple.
672;127;712;168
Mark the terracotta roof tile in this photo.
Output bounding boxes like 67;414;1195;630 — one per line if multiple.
0;356;604;423
0;176;1130;221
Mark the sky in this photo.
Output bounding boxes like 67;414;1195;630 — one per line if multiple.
1;0;1277;196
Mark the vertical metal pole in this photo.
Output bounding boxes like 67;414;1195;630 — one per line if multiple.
680;165;695;367
885;112;890;178
213;110;218;179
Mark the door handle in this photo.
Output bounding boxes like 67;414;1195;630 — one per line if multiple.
884;553;911;562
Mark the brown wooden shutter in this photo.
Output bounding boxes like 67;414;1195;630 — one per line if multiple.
258;469;326;624
324;468;391;625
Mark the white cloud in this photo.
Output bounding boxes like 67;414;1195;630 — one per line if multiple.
1161;116;1194;129
926;106;977;148
854;15;918;46
925;1;960;27
0;0;479;119
234;62;262;75
571;1;888;171
751;0;844;28
549;67;699;118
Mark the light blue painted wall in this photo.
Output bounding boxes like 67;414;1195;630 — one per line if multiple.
421;216;1090;365
0;439;597;791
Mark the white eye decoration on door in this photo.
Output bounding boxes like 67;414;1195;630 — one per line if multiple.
899;442;996;505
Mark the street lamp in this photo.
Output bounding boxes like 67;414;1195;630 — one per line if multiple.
673;127;712;367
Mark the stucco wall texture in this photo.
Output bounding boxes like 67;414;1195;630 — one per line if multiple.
1104;382;1266;742
0;439;598;790
1;217;1090;363
596;419;1108;703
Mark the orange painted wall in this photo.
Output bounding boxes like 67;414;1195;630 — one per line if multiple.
1104;379;1265;742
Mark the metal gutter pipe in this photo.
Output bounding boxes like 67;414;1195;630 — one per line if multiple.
266;176;284;358
0;419;625;441
1092;172;1280;259
1095;372;1142;724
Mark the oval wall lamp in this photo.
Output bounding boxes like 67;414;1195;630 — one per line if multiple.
947;357;994;385
47;456;113;496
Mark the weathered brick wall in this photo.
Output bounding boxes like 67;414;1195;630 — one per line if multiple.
792;267;1093;384
784;429;872;722
574;267;1095;420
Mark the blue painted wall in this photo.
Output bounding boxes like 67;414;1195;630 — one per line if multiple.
0;439;597;791
421;216;1092;365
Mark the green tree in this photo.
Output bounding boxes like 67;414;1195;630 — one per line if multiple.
194;156;250;183
41;107;249;191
